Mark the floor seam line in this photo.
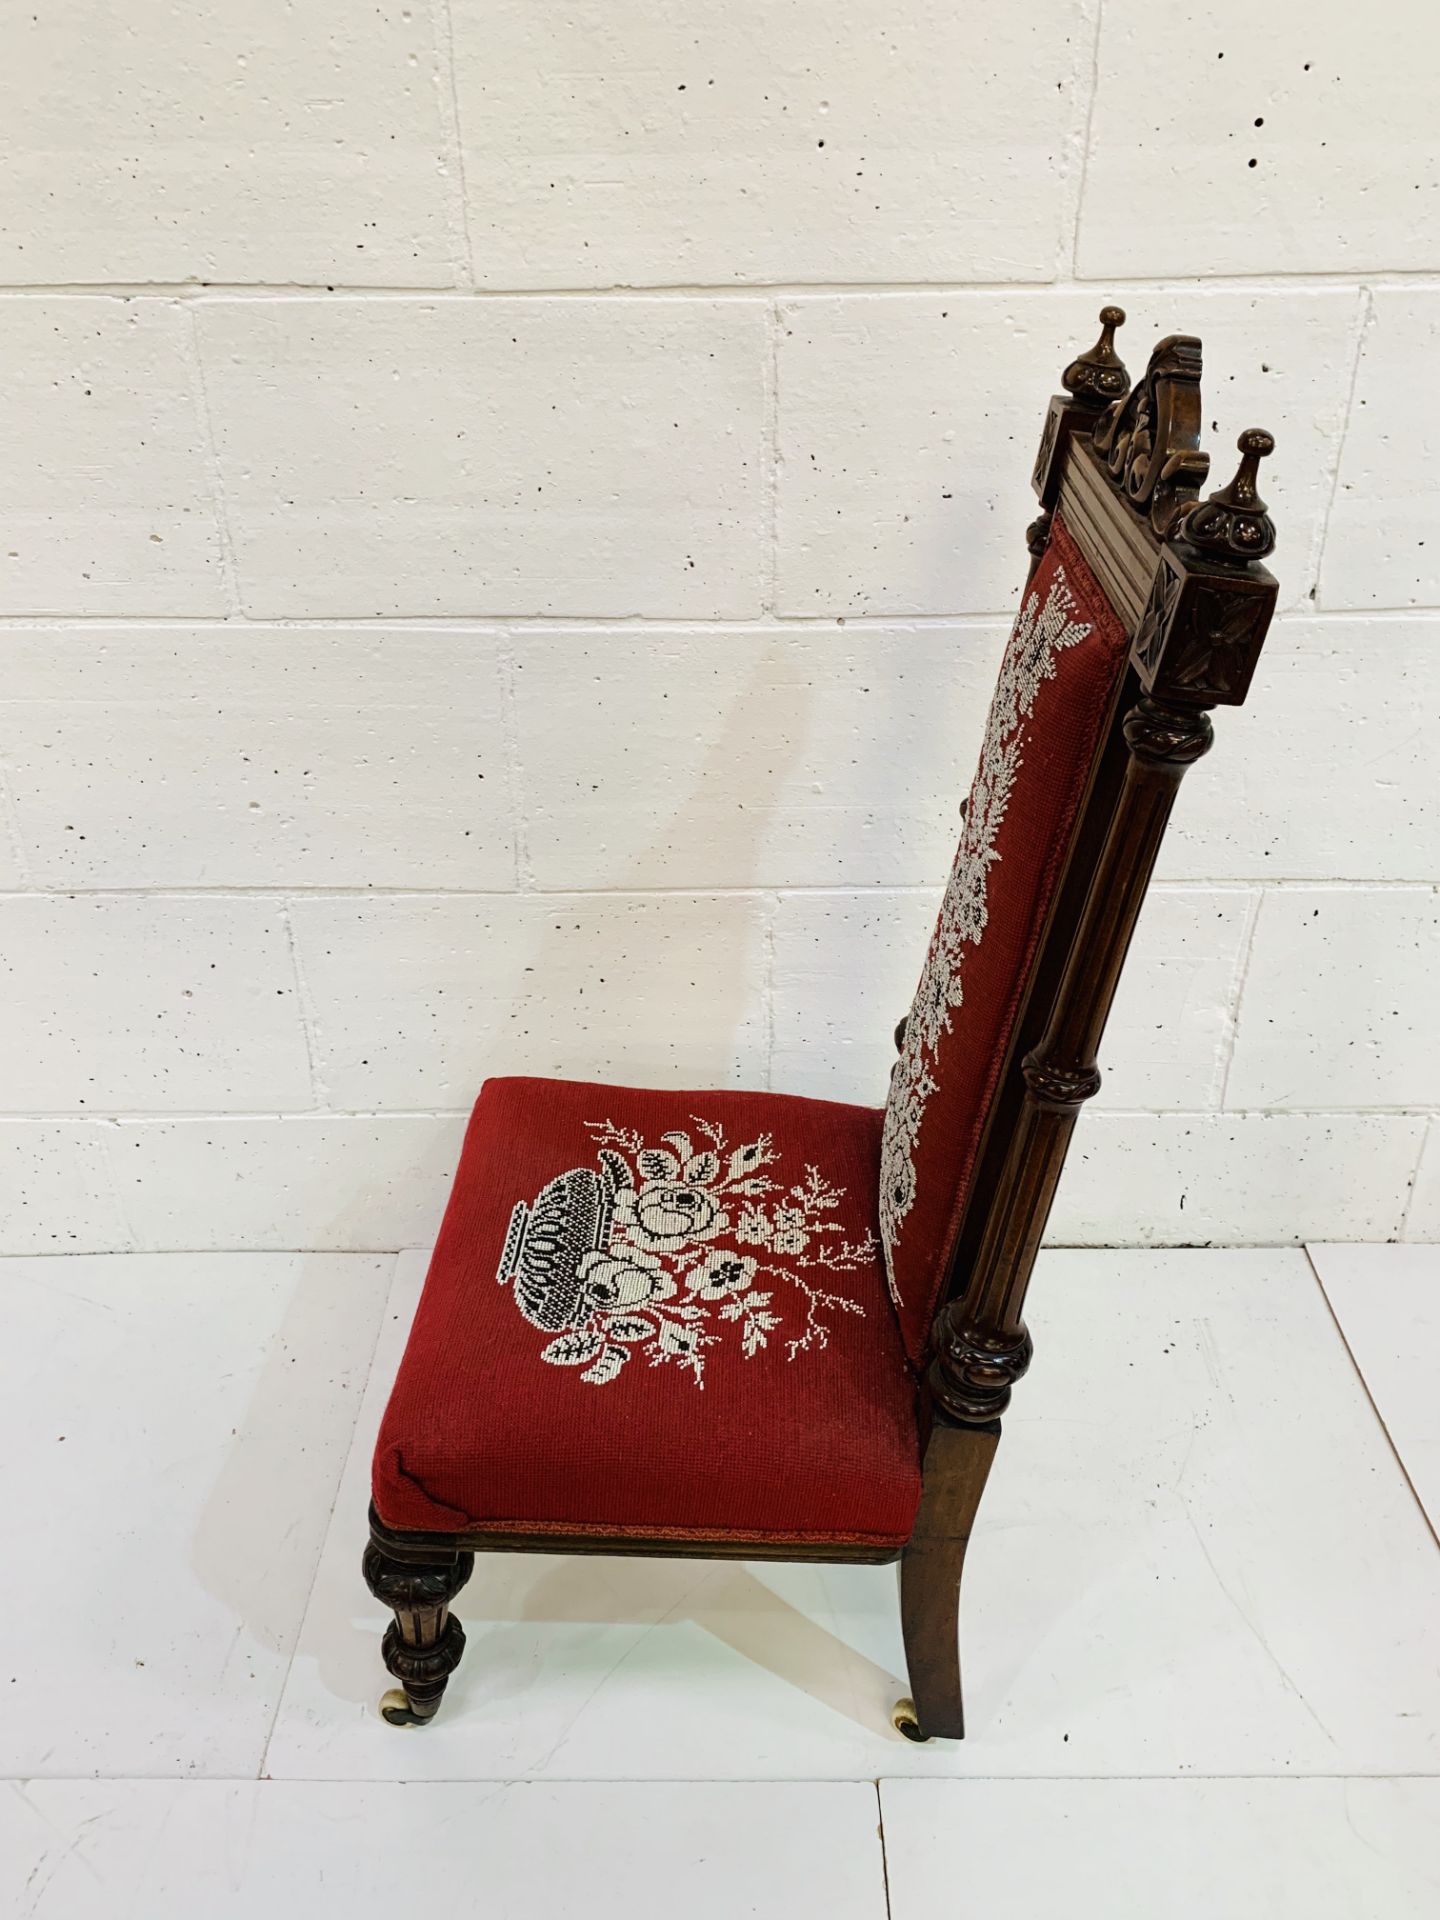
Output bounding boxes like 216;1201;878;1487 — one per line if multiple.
12;1769;1440;1784
1302;1243;1440;1556
875;1777;895;1920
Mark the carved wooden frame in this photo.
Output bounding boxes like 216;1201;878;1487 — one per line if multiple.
365;307;1279;1743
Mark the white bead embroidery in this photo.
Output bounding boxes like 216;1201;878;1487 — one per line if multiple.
879;565;1095;1307
498;1117;873;1388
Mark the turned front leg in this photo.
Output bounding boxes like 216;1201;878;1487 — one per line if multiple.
362;1538;474;1727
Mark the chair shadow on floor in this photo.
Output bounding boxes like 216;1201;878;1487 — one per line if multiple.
448;1551;909;1735
189;1248;910;1740
186;1254;396;1676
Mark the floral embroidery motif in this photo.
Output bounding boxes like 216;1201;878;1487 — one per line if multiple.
879;565;1095;1303
497;1117;873;1388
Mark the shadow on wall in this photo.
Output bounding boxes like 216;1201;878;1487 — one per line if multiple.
309;642;821;1256
481;624;964;1095
508;641;810;1091
187;629;959;1728
314;620;957;1250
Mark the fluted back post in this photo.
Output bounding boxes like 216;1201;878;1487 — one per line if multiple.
930;350;1278;1429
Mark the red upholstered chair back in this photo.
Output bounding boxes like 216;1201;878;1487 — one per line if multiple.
879;314;1278;1369
880;517;1128;1363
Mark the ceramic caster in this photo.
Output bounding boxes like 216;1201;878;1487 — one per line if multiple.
892;1696;930;1743
380;1687;432;1727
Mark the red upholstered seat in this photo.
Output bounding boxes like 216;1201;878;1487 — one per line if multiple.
374;1076;923;1547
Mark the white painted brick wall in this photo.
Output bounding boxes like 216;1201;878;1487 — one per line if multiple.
195;297;769;618
0;299;227;615
0;3;458;286
453;1;1090;287
2;896;313;1113
2;627;515;888
775;288;1356;616
1321;290;1440;609
0;2;1435;1255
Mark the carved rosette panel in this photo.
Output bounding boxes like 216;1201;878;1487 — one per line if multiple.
1131;549;1275;708
1133;555;1184;682
1031;399;1064;501
1163;585;1271;703
362;1542;475;1613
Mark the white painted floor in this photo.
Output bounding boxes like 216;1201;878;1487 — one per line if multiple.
4;1244;1438;1915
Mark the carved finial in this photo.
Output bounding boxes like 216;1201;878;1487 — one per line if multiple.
1062;305;1129;409
1179;428;1277;563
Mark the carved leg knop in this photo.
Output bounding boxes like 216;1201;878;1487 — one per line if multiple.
362;1538;474;1727
896;1416;1001;1741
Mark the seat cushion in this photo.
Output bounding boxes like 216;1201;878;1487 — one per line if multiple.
374;1077;923;1548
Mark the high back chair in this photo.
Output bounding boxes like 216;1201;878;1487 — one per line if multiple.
362;308;1279;1742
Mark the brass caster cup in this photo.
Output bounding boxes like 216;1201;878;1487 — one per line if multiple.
380;1687;433;1727
891;1696;931;1743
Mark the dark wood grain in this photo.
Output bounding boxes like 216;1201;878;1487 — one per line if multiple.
913;314;1278;1737
1093;333;1211;537
368;1505;901;1567
898;1418;1001;1740
363;1536;474;1725
930;694;1214;1424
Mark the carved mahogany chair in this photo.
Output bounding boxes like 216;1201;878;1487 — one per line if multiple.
363;309;1279;1741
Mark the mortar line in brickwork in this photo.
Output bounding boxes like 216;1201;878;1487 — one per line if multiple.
0;880;1432;901
180;303;243;615
0;1110;477;1125
4;1105;1437;1126
760;889;780;1092
4;271;1440;300
0;612;1019;631
0;605;1422;633
1308;285;1375;610
0;759;34;887
1398;1120;1435;1238
1063;0;1107;280
429;0;477;292
1057;1107;1440;1121
94;1123;141;1254
23;1241;1318;1261
496;637;534;890
1216;887;1265;1108
761;299;782;616
278;896;332;1111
